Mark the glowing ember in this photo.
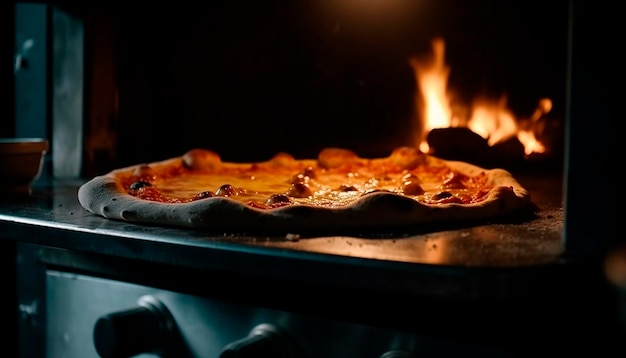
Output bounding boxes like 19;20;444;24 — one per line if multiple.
409;38;550;157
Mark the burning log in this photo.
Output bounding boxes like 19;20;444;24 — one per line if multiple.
427;127;489;160
411;39;554;170
491;136;525;166
426;127;525;169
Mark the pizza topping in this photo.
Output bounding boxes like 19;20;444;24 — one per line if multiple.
432;191;453;200
338;184;358;192
215;184;238;197
265;194;292;206
290;174;306;185
194;191;215;200
129;181;152;190
301;166;316;179
401;173;421;183
431;193;464;204
289;167;316;185
108;148;511;210
441;172;468;189
401;180;425;196
291;173;310;185
132;186;179;203
286;183;313;198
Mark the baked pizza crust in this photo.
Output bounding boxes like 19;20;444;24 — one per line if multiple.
77;148;531;233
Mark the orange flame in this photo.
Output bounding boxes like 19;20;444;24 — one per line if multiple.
408;38;452;153
467;97;517;146
409;38;549;156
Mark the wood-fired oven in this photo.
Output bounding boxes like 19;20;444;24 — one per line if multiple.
0;0;619;357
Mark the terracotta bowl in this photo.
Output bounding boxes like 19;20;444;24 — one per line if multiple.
0;138;49;194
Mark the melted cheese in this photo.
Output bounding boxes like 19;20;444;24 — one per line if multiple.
124;161;494;208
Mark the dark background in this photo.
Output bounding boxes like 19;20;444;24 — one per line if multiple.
101;0;569;166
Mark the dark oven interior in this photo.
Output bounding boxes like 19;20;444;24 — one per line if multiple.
81;0;569;173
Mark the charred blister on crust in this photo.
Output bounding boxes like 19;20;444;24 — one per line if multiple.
286;183;313;198
215;184;238;197
129;181;152;190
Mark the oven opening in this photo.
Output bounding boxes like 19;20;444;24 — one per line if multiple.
96;2;563;226
81;0;568;176
8;0;614;256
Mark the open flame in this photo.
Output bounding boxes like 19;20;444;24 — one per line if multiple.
409;38;549;156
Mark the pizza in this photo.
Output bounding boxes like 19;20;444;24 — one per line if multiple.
77;146;531;233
